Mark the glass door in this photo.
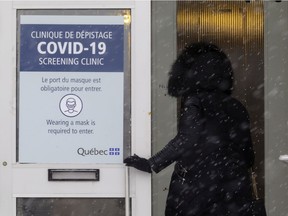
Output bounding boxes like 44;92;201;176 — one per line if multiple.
0;1;151;216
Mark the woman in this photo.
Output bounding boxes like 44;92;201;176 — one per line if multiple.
124;42;255;215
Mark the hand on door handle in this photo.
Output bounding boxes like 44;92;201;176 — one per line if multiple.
279;155;288;163
124;154;152;173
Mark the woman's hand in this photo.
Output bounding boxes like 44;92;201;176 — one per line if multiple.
124;154;152;173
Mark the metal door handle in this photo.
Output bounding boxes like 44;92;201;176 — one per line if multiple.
279;155;288;163
125;166;130;216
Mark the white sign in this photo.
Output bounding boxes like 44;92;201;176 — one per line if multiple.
18;15;125;163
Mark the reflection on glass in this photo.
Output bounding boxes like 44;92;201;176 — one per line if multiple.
17;198;125;216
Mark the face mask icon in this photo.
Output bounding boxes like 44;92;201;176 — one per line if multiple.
59;94;83;117
65;97;77;114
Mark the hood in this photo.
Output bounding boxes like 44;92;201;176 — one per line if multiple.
167;42;234;97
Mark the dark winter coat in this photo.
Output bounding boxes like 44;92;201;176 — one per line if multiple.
148;43;255;216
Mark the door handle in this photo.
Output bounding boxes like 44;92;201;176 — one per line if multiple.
279;155;288;163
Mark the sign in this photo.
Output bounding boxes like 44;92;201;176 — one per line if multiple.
18;15;124;163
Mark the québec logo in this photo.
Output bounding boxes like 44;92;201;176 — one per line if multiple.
109;148;120;155
77;147;121;157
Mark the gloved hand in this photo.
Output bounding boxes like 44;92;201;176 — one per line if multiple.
124;154;152;173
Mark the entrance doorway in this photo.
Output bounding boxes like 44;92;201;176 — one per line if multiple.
152;1;264;215
177;0;265;197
